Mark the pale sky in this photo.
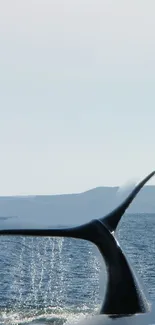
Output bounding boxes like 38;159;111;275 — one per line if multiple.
0;0;155;195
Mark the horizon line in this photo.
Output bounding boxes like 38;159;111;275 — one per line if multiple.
0;183;154;198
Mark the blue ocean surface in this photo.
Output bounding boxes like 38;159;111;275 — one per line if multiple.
0;214;154;325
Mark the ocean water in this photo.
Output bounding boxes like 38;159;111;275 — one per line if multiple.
0;214;154;325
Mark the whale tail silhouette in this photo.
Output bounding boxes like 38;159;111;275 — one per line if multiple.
0;171;154;316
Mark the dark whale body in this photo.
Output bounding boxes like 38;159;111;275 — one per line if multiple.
0;171;155;325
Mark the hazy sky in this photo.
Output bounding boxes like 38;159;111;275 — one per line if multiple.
0;1;155;195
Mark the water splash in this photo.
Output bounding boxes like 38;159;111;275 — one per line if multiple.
0;306;91;325
0;236;101;324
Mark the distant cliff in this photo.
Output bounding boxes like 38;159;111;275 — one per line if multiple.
0;185;154;226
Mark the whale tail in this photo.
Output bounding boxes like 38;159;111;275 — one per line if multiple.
101;171;155;232
0;171;154;316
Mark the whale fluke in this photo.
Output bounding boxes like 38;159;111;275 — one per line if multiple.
102;170;155;232
0;171;154;317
